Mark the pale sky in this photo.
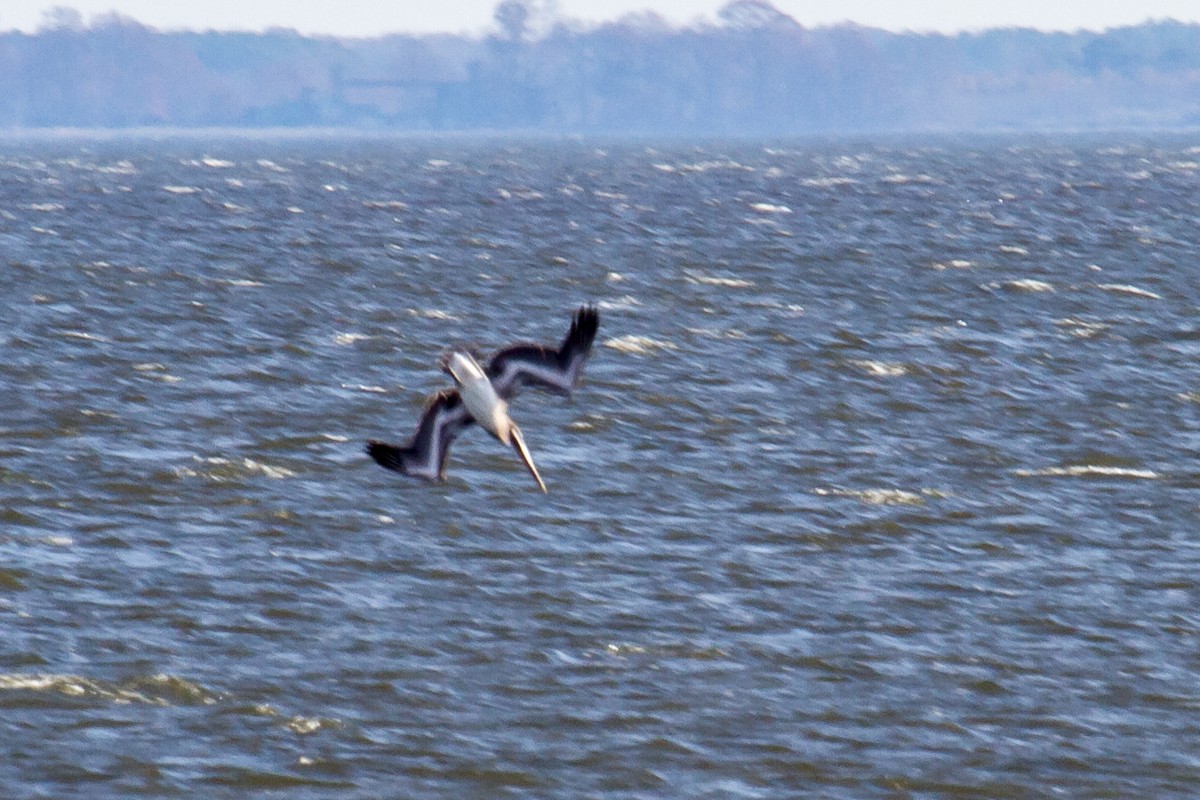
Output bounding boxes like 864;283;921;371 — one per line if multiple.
4;1;1198;37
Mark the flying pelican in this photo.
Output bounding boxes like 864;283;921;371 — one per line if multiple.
365;305;599;489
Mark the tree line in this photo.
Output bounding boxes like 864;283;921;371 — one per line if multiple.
1;0;1197;132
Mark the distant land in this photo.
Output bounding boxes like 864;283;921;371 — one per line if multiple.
1;0;1198;133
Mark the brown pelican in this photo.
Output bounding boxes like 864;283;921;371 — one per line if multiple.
366;305;599;489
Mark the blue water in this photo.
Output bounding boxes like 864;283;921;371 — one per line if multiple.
2;133;1200;797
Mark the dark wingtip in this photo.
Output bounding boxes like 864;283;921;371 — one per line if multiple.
366;439;405;471
570;304;600;350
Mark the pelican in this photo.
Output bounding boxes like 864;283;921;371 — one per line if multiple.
366;305;599;489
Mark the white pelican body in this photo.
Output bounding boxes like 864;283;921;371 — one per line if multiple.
445;351;509;438
444;351;547;493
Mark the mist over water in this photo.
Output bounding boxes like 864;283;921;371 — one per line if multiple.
3;134;1200;797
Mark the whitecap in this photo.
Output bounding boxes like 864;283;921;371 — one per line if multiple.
407;308;457;320
1002;279;1055;293
749;202;791;214
62;330;108;342
341;383;388;394
1016;465;1159;480
332;332;370;346
686;272;754;288
1096;283;1161;300
0;672;217;706
201;158;234;168
236;458;295;480
134;364;182;383
363;200;409;210
881;173;935;184
163;185;201;195
496;187;544;201
96;160;137;175
286;716;341;734
850;359;908;377
598;295;641;311
1054;318;1110;338
802;176;857;188
603;335;677;355
674;159;753;173
814;487;943;505
179;457;296;481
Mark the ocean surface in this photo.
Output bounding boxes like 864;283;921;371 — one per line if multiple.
2;132;1200;798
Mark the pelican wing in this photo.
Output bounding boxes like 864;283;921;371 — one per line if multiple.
486;305;599;400
366;389;474;481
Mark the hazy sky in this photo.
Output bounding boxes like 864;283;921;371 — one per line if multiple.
5;1;1198;37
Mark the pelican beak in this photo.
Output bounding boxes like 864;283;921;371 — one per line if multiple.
509;424;547;493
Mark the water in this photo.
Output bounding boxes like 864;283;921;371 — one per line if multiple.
3;132;1200;797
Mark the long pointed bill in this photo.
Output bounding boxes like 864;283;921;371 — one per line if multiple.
509;425;547;493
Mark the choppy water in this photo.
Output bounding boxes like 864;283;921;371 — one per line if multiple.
3;133;1200;798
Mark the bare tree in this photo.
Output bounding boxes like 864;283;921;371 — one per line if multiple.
39;6;85;32
494;1;531;41
492;0;560;42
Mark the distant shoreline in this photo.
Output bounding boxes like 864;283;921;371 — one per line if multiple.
3;19;1198;134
